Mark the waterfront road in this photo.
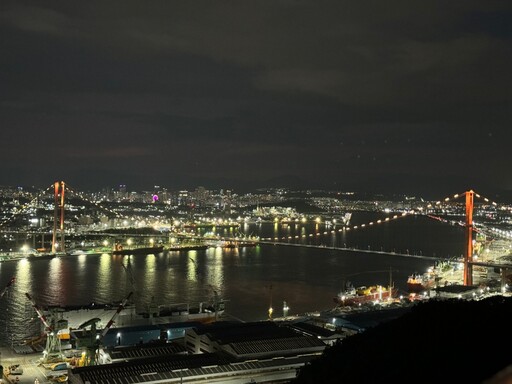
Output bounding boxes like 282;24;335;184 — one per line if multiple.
0;348;50;384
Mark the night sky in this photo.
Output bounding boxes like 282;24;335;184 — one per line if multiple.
1;1;511;199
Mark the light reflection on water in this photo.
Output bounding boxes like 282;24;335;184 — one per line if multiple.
0;214;465;346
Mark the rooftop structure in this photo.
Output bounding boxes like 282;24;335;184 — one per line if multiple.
67;321;328;384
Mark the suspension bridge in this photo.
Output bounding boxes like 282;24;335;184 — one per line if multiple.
1;182;512;288
255;190;512;287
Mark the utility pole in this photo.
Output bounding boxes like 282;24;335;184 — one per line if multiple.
268;284;273;320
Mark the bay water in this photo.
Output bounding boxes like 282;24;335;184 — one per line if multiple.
0;212;466;346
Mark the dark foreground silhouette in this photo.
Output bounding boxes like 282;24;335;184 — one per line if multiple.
293;295;512;384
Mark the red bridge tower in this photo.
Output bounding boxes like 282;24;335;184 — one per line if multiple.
51;181;65;253
464;190;474;286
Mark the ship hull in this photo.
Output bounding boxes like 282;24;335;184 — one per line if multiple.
112;246;164;255
407;282;427;293
166;245;209;251
407;273;436;293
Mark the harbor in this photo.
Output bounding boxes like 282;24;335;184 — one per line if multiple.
0;273;510;383
1;249;508;383
0;185;510;383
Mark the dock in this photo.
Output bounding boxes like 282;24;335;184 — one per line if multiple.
0;346;49;384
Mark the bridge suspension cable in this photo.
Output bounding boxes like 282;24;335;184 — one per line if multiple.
64;183;127;219
255;189;511;286
260;189;507;242
0;184;54;228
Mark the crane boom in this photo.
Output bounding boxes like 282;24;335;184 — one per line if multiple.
0;276;15;299
101;291;133;338
77;317;102;330
25;292;54;332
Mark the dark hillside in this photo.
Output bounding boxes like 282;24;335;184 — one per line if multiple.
293;296;512;384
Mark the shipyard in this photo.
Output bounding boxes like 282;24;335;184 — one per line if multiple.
0;183;510;383
2;0;512;381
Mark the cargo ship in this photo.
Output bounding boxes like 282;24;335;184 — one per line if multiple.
165;244;209;251
407;272;436;293
217;240;257;248
112;244;164;255
333;283;397;306
407;274;433;293
43;295;226;340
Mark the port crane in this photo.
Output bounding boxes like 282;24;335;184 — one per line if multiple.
25;292;67;363
0;276;15;299
73;291;133;366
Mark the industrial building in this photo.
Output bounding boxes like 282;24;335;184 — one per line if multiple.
67;320;334;384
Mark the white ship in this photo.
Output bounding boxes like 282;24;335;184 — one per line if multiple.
43;295;225;340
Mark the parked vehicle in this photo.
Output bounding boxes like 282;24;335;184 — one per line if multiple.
9;364;23;375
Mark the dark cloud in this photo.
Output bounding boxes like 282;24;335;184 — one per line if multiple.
1;1;511;198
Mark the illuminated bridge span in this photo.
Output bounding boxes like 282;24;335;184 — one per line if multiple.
256;241;437;261
2;182;512;287
220;190;512;286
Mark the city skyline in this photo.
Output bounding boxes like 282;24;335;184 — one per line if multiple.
1;1;511;200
